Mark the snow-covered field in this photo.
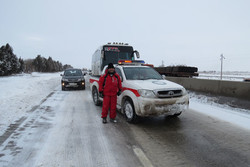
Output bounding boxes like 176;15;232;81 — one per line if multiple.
0;72;250;136
0;72;61;134
197;71;250;81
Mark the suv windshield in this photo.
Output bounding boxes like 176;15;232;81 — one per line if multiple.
123;67;162;80
64;69;82;76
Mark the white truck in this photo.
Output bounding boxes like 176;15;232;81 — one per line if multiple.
90;58;189;123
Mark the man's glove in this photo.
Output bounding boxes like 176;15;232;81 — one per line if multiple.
117;90;121;96
99;91;103;98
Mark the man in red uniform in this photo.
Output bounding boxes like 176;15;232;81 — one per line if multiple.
99;63;122;123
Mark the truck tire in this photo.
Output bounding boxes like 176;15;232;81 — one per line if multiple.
123;99;138;123
92;87;101;106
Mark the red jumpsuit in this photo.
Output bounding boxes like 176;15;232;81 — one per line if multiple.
99;71;122;119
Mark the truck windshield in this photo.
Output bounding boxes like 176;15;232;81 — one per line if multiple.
102;46;134;69
123;67;162;80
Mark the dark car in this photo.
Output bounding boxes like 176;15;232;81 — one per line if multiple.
61;68;85;90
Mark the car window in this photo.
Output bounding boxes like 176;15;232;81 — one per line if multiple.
115;68;123;81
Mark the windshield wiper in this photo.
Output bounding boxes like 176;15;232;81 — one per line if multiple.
144;78;161;80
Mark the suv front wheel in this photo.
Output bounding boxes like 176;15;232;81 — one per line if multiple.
123;99;138;123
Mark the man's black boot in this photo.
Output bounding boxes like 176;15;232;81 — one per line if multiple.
110;118;117;123
102;118;107;124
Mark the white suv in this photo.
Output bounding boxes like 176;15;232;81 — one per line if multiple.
116;64;189;122
90;61;189;123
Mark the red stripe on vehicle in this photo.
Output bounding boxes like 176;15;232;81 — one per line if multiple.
90;79;99;84
122;87;140;97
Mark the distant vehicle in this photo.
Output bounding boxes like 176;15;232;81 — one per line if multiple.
82;70;88;75
61;68;85;90
244;78;250;82
91;42;140;76
154;66;199;78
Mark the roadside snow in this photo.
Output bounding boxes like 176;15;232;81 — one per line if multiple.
189;99;250;130
187;71;250;129
0;72;61;134
189;92;250;130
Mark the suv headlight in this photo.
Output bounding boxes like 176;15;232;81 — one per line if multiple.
138;89;156;98
181;88;188;95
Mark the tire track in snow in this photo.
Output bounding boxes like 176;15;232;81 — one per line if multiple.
0;91;55;158
0;91;55;146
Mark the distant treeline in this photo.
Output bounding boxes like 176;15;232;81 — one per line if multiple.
0;43;72;76
25;55;72;73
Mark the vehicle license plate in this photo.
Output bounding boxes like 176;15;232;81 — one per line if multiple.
170;105;179;111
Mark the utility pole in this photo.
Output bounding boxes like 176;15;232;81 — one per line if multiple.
161;60;164;67
220;54;225;80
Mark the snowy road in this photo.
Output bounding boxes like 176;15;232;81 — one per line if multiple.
1;73;250;167
0;87;143;167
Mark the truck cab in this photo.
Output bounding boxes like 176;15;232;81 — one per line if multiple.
90;60;189;123
91;42;139;76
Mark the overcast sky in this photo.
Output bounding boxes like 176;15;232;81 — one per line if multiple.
1;0;250;71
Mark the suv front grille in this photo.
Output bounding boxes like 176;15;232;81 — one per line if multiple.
155;89;182;98
68;79;78;82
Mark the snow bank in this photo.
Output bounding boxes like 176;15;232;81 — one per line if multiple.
189;92;250;130
0;72;61;134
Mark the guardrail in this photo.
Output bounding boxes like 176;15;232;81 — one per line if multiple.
165;77;250;101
